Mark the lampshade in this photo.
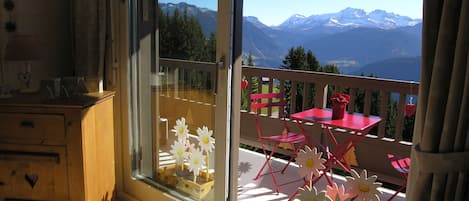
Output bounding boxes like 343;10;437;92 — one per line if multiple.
4;35;41;61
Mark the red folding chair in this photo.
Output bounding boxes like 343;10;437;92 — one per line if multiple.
387;154;410;201
250;92;306;193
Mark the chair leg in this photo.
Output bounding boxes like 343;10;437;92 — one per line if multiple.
387;181;406;201
281;141;306;174
254;158;270;180
281;156;294;174
280;143;296;174
253;145;280;193
266;156;280;193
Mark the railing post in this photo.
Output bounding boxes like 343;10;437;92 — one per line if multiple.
364;89;372;116
378;91;389;138
394;94;407;142
302;82;309;111
290;81;298;114
174;67;179;98
314;83;328;109
348;88;356;113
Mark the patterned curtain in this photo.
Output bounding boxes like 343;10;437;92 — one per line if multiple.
407;0;469;200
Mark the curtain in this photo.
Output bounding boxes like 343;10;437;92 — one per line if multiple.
407;0;469;200
72;0;111;91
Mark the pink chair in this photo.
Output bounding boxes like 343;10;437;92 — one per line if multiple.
387;154;410;201
251;92;306;193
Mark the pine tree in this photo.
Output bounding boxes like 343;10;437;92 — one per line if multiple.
306;50;320;71
206;33;216;62
281;47;309;113
247;52;255;66
318;64;340;74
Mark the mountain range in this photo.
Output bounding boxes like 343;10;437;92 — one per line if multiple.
160;3;422;81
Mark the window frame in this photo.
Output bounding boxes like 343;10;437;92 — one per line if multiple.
111;0;242;200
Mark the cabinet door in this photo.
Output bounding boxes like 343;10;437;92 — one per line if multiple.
0;145;68;201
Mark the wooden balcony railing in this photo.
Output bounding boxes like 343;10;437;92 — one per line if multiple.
242;66;419;142
157;58;419;185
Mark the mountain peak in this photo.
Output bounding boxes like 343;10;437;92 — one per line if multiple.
278;14;307;27
292;14;306;18
279;7;421;30
339;7;366;17
245;16;260;22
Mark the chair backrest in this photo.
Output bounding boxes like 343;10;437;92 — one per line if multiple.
250;92;286;116
250;92;288;138
387;154;411;174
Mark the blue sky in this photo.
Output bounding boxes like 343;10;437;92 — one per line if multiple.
159;0;423;26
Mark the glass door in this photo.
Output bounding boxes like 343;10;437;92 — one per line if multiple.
127;0;241;200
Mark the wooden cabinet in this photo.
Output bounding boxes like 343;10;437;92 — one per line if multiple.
0;92;115;201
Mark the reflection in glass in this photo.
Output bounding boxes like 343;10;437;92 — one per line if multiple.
151;1;217;200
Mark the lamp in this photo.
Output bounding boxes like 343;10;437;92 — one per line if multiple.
4;35;41;93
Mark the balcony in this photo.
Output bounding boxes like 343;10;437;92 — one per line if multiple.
158;58;417;200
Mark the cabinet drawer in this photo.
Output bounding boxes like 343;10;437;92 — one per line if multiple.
0;113;65;145
0;146;68;201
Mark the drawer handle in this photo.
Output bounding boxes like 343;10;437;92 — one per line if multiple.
0;150;60;164
20;120;35;128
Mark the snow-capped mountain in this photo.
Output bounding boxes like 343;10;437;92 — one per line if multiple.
159;2;422;71
278;7;421;30
278;14;307;28
244;16;270;30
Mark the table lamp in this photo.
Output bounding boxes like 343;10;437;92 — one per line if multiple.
4;35;40;93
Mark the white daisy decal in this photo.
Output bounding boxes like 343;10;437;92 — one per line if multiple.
345;169;382;201
188;148;205;176
170;140;186;165
326;183;352;201
197;126;215;153
184;142;196;160
296;185;332;201
296;146;326;180
172;117;189;143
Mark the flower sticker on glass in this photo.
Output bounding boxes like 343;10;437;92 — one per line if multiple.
197;126;214;153
197;126;215;180
172;117;189;143
170;140;186;170
345;169;382;201
296;185;332;201
188;148;205;182
327;183;352;201
296;145;326;180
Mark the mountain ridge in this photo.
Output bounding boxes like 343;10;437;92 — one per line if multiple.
275;7;421;30
159;3;422;73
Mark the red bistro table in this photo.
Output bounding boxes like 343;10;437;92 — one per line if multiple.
288;108;381;200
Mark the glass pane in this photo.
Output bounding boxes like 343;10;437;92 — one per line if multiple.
150;0;217;200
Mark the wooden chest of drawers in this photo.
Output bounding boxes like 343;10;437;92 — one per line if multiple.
0;91;115;201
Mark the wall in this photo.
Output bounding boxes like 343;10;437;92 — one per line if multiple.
0;0;72;91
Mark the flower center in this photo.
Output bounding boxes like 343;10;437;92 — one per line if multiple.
178;127;185;135
359;184;370;193
177;150;183;157
203;137;210;144
193;159;199;165
305;159;314;168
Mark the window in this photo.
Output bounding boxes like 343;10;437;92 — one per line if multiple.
120;0;242;200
